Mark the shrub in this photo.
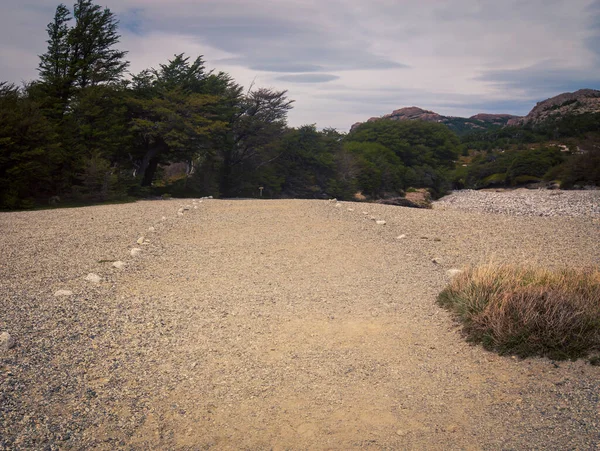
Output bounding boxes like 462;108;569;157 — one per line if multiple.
438;264;600;360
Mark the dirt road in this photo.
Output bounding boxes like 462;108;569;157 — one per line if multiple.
1;199;599;449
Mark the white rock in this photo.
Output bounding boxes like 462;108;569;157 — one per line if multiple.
130;248;142;257
112;261;125;269
432;258;442;265
396;234;407;240
335;203;342;208
85;273;102;283
207;196;213;199
136;237;145;245
194;206;198;209
177;211;184;217
54;289;73;297
447;269;463;277
347;208;355;212
148;227;155;232
0;332;15;352
376;220;386;225
184;205;191;210
363;211;369;215
161;216;167;221
329;198;337;202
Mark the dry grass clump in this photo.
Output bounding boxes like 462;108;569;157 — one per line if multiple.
438;264;600;360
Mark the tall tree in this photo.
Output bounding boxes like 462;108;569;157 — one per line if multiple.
37;4;72;110
217;87;294;196
128;55;238;186
69;0;129;88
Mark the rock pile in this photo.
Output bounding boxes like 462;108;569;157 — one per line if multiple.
435;189;600;218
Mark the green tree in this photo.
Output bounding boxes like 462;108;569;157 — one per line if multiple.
69;0;129;89
128;55;236;187
0;83;60;208
37;4;72;116
216;87;293;196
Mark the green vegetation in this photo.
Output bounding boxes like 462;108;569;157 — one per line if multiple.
345;120;461;197
438;264;600;361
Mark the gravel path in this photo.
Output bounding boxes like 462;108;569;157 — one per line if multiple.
1;198;599;449
434;188;600;218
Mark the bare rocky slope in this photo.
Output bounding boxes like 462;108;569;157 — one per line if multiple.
1;198;599;449
507;89;600;127
351;106;521;134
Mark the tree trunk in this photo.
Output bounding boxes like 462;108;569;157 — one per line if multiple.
139;140;167;187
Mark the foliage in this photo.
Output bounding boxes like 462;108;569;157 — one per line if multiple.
455;147;565;189
438;264;600;361
0;83;60;208
345;120;460;197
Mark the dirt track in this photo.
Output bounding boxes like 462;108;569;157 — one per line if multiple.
1;199;599;449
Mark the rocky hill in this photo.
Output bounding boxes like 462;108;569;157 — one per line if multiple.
351;107;521;135
507;89;600;127
351;89;600;134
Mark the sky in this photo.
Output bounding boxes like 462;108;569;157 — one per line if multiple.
2;0;600;131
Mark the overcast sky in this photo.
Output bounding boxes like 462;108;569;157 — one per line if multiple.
2;0;600;130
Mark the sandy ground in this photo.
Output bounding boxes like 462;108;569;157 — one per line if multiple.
1;199;599;450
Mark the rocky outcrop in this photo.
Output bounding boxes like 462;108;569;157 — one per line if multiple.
507;89;600;127
351;107;521;134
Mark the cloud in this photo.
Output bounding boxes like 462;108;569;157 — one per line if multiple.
2;0;600;131
276;74;340;83
478;62;600;98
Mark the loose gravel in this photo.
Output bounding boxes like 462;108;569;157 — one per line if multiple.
1;196;599;449
435;188;600;218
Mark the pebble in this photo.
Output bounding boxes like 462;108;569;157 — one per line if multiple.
177;211;184;217
54;290;73;297
137;237;145;245
432;258;442;265
130;248;142;257
335;203;342;208
194;206;198;209
376;220;386;225
435;189;600;218
396;429;407;437
396;234;407;240
148;227;155;232
161;216;167;221
84;273;102;283
0;332;15;352
347;208;354;212
112;261;126;269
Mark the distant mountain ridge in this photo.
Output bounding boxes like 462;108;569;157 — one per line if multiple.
351;89;600;134
351;107;521;135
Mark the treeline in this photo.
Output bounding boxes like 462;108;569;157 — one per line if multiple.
0;0;462;209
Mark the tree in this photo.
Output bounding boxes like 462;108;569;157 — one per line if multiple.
37;4;72;114
0;83;60;208
128;55;236;187
216;87;294;196
69;0;129;89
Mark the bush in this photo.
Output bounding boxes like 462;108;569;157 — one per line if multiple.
438;264;600;360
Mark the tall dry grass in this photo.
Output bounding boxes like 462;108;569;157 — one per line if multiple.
438;264;600;360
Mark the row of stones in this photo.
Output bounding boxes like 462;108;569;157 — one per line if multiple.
1;198;210;354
